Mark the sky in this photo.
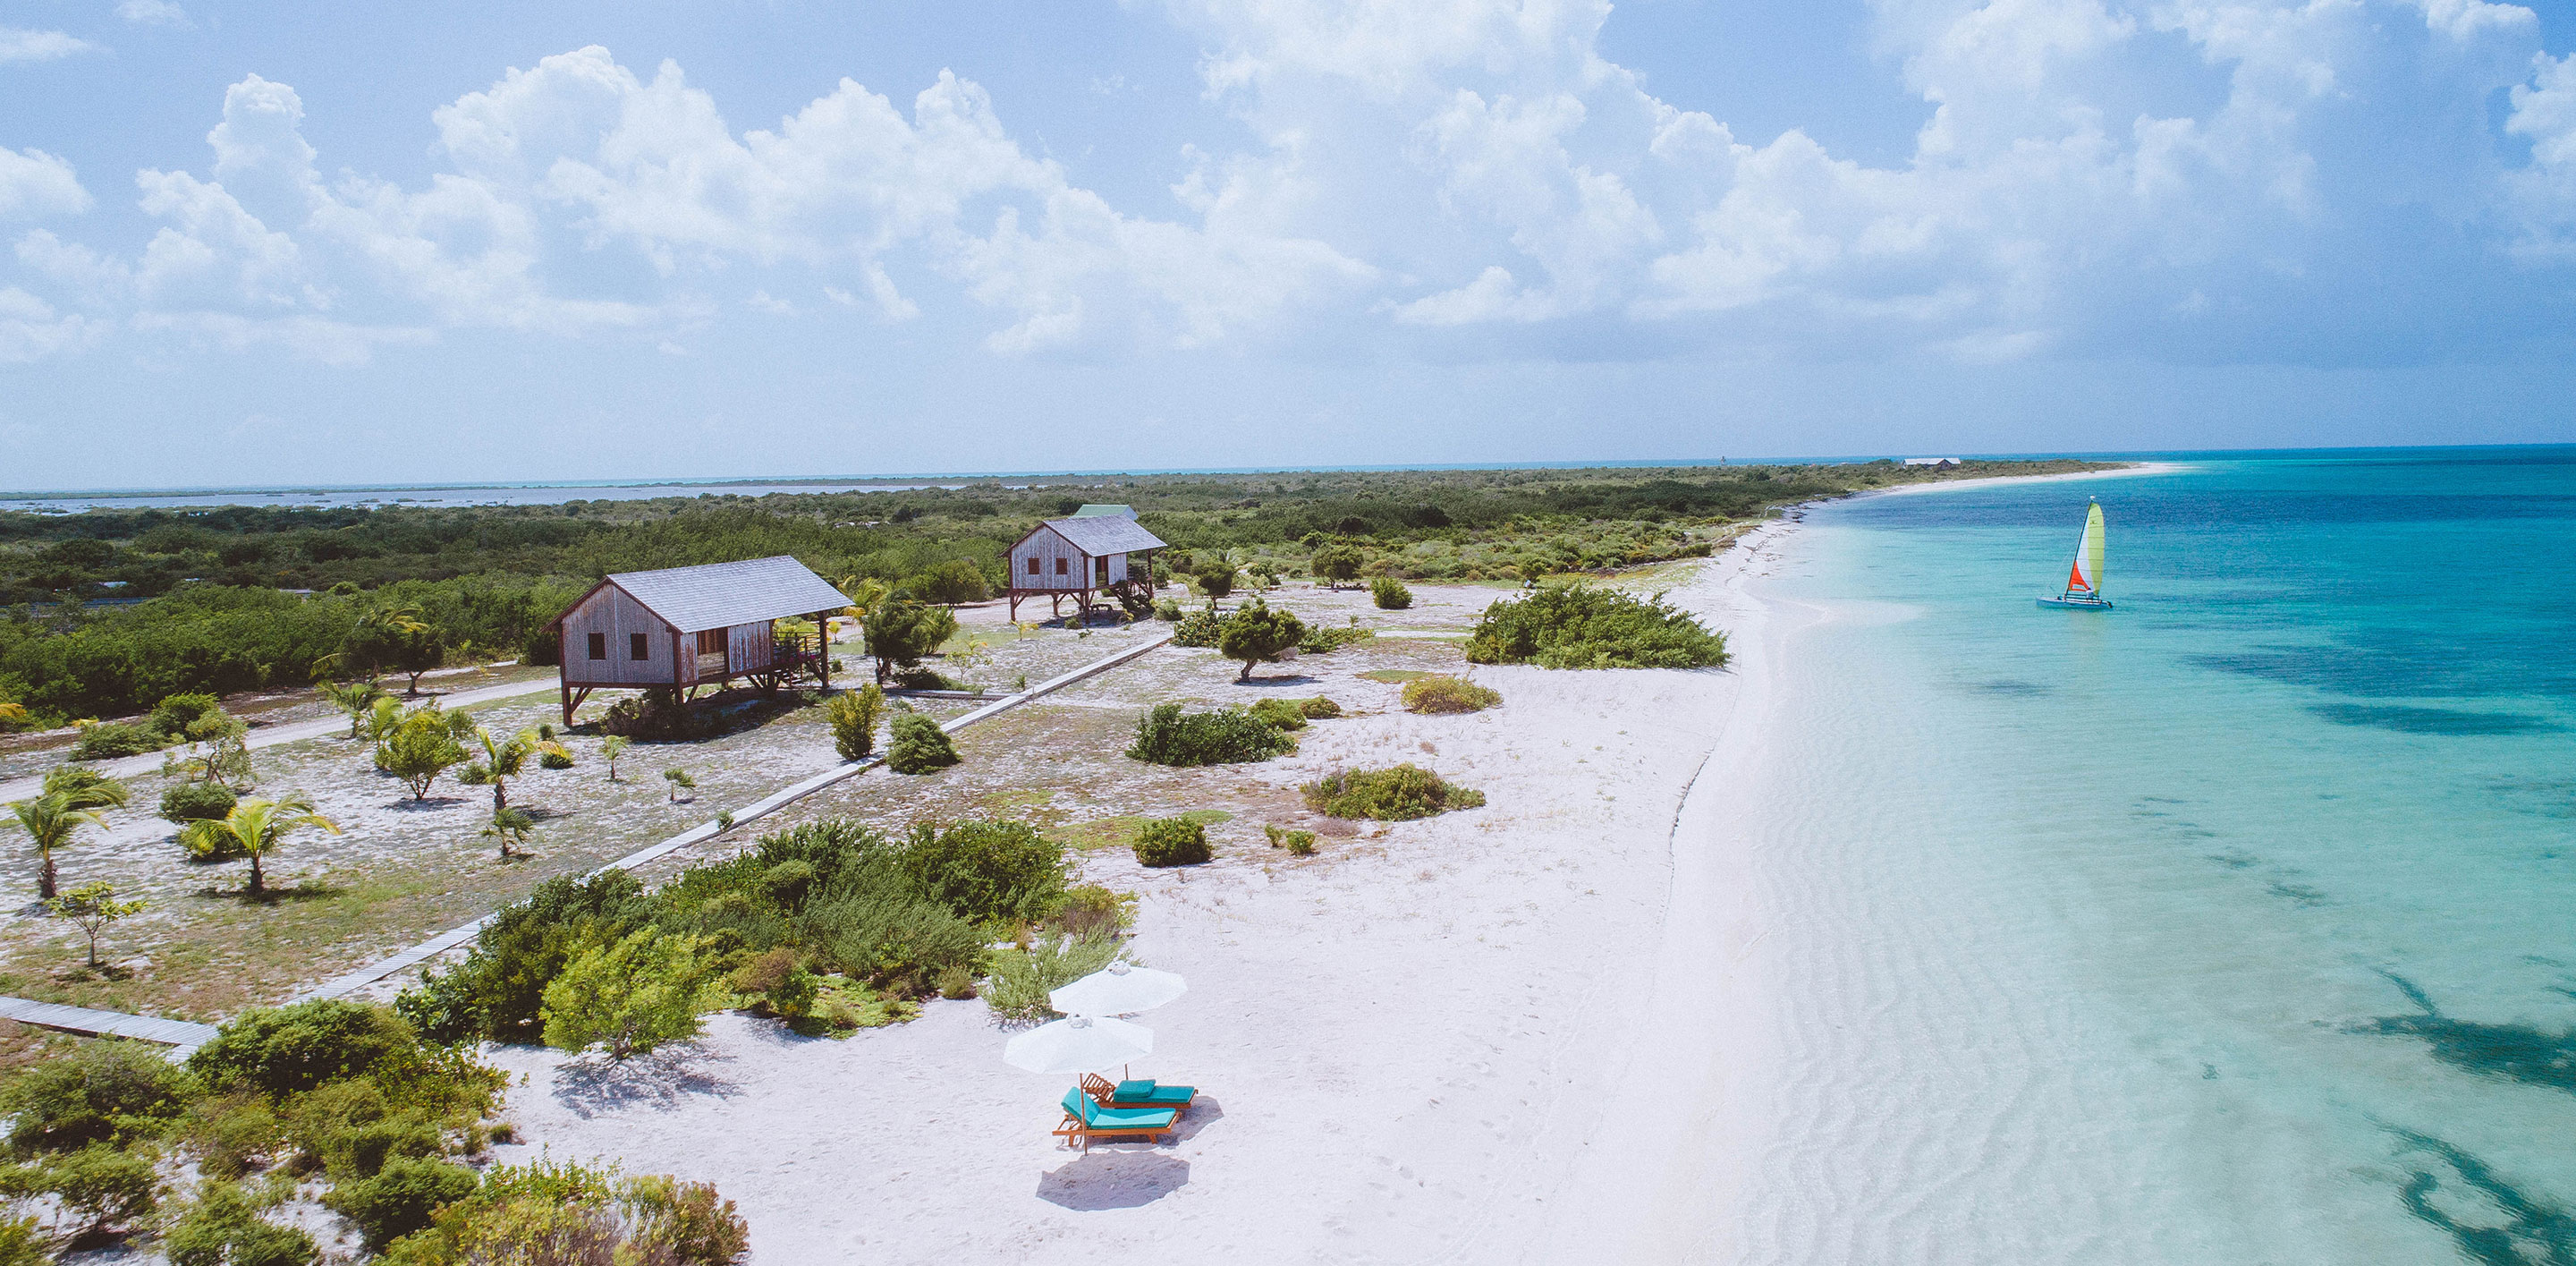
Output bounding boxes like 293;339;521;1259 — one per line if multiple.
2;0;2574;489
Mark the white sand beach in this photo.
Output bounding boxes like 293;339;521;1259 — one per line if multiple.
475;537;1797;1263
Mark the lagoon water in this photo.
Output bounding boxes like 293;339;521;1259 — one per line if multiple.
1733;450;2576;1264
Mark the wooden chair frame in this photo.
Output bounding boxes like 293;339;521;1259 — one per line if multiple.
1053;1102;1177;1151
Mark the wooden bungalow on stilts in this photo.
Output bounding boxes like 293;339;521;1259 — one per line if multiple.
547;556;849;723
1004;514;1167;623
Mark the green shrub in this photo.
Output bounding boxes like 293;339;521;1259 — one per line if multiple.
801;893;985;993
538;749;574;770
28;1143;158;1237
1132;818;1212;867
1170;608;1224;648
936;964;979;999
982;934;1122;1024
1370;577;1413;609
1465;584;1729;669
1247;698;1308;731
1216;600;1305;680
188;1001;420;1099
899;820;1068;927
0;1217;43;1266
1152;599;1183;622
326;1154;478;1249
160;781;240;826
1301;765;1487;820
2;1040;187;1154
1310;541;1364;587
72;721;164;760
825;684;885;760
902;558;991;606
1402;675;1502;714
1298;696;1343;718
1265;824;1318;856
891;666;965;691
1299;625;1374;654
394;871;650;1044
380;1160;747;1266
539;930;721;1060
1125;703;1294;767
886;713;958;774
149;692;224;738
166;1180;318;1266
1050;884;1133;938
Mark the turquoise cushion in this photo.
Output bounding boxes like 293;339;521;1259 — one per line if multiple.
1088;1104;1178;1129
1114;1079;1157;1098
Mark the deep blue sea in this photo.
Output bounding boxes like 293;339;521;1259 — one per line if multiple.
1733;449;2576;1264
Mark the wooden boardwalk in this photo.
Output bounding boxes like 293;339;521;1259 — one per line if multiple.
0;995;219;1054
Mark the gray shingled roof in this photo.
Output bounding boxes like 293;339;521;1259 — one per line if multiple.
606;556;848;633
1042;516;1166;556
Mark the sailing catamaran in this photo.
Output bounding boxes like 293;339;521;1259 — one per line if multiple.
2038;499;2113;609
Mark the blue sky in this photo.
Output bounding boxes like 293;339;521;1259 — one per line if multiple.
3;0;2573;488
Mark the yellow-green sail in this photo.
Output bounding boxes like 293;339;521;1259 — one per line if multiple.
2066;500;2106;596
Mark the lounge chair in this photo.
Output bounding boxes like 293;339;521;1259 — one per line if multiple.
1053;1087;1178;1150
1081;1072;1199;1110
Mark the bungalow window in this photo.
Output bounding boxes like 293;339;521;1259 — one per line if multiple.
1055;557;1069;575
630;633;650;660
1027;556;1041;574
586;632;606;660
699;629;726;655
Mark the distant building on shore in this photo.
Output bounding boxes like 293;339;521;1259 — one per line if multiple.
1902;457;1961;468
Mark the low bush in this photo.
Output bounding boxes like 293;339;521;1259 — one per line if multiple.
1301;765;1487;820
159;781;239;825
899;820;1068;927
1152;599;1183;622
148;692;224;739
1170;608;1224;648
165;1180;317;1266
983;935;1122;1024
187;1000;422;1099
538;930;721;1061
1050;885;1132;938
1131;818;1212;868
1216;600;1305;680
1370;577;1413;609
1299;625;1374;654
1265;824;1318;856
1465;583;1729;669
1298;696;1343;718
1246;698;1308;731
380;1159;748;1266
891;666;965;691
1125;703;1293;767
2;1041;188;1154
599;688;709;740
26;1143;158;1239
800;893;985;994
1402;675;1502;714
886;713;958;774
72;721;164;760
325;1154;479;1249
824;684;885;761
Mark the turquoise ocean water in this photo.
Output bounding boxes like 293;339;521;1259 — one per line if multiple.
1733;449;2576;1264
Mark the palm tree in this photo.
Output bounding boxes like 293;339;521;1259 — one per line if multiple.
318;680;388;740
481;806;536;859
10;794;109;902
179;794;339;895
460;726;570;813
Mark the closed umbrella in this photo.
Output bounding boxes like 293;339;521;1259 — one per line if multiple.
1049;962;1188;1018
1004;1014;1154;1075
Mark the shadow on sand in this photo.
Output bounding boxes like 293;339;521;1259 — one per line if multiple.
1036;1153;1192;1211
551;1043;741;1118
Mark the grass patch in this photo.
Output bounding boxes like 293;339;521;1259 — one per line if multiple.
1049;810;1232;852
1359;669;1438;684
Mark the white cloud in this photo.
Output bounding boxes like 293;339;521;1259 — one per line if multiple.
0;149;89;219
0;285;100;361
0;28;93;64
116;0;193;29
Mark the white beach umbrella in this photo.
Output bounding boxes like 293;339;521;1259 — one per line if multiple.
1048;961;1188;1018
1004;1015;1155;1075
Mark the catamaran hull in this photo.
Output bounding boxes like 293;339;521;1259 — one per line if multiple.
2037;596;2114;610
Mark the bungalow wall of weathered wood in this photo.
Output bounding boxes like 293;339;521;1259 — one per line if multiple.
547;556;849;722
1003;514;1167;621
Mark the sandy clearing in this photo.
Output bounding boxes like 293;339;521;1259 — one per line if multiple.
475;557;1763;1264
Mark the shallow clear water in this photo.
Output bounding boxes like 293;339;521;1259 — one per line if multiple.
1736;449;2576;1264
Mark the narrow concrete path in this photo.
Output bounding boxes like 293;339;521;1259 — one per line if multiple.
0;994;220;1054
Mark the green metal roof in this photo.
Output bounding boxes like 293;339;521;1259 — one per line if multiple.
1069;504;1136;518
